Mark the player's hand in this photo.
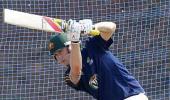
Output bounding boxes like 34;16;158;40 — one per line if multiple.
67;19;81;42
79;19;93;35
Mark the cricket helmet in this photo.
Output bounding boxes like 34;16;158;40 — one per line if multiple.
48;33;70;55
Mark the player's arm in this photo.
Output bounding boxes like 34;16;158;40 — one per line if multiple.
69;42;82;85
94;22;116;41
67;20;82;85
79;19;116;41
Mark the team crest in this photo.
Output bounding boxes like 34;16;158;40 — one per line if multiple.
89;74;98;90
48;42;55;50
87;57;90;63
87;57;93;65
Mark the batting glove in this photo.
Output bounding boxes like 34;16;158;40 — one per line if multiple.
67;19;81;42
79;19;93;35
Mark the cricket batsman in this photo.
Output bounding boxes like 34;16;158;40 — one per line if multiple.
48;19;149;100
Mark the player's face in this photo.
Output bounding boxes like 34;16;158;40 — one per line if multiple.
53;47;70;66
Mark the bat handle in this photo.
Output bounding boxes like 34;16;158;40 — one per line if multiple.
63;19;100;36
80;29;100;36
53;18;67;32
89;29;100;36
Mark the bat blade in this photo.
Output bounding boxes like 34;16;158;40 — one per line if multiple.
3;9;63;33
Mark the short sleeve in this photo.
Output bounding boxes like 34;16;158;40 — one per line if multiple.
85;35;113;51
85;35;113;58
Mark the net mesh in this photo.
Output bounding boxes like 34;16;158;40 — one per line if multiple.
0;0;169;100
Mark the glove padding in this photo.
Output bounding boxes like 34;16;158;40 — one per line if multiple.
67;19;81;42
79;19;93;35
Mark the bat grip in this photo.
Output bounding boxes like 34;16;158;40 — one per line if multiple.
89;29;100;36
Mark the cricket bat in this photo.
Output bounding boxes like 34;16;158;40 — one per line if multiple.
3;9;100;36
3;9;64;33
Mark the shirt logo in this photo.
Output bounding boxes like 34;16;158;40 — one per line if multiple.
87;57;93;65
89;74;98;90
